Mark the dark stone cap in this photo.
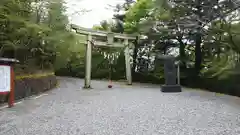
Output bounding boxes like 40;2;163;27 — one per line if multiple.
0;57;19;65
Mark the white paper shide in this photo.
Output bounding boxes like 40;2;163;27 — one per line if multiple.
0;65;11;93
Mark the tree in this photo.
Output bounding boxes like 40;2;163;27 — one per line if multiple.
92;20;112;31
124;0;154;34
147;0;240;76
0;0;79;73
106;0;135;33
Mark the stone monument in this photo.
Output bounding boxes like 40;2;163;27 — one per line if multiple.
157;55;182;92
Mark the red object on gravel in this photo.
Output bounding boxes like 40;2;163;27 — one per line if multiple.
108;84;112;88
108;80;113;88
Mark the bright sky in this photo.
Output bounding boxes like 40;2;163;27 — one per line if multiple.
65;0;125;28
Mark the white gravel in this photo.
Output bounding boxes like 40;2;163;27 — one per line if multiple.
1;77;240;135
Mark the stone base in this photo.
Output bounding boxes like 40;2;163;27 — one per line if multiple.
161;85;182;92
83;85;92;89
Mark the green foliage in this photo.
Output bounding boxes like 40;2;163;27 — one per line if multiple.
4;0;240;96
0;0;82;74
95;0;240;95
57;0;240;96
124;0;154;33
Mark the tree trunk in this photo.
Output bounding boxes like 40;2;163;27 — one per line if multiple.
178;39;186;69
194;32;202;76
132;36;139;75
195;0;203;76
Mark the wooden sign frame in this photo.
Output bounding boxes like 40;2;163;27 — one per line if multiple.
0;58;18;108
0;64;14;107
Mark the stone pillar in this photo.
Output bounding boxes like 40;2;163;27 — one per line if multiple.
84;34;92;89
124;39;132;85
161;57;181;92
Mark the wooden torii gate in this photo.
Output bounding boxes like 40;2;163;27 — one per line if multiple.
70;24;138;88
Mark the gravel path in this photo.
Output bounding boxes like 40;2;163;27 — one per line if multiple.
1;77;240;135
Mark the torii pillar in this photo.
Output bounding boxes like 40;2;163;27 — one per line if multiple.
84;35;92;89
124;39;132;85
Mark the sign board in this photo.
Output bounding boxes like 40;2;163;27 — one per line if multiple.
0;65;11;93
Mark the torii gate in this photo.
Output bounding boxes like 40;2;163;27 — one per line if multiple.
70;24;138;88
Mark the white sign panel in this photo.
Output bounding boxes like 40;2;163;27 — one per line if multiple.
0;65;11;93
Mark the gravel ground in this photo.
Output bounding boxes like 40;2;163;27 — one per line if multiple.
1;77;240;135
